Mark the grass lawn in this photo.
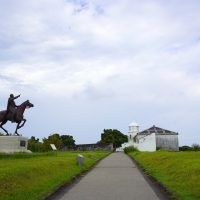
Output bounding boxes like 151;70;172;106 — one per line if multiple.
128;151;200;200
0;151;109;200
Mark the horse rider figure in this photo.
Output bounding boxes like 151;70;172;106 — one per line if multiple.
6;94;21;122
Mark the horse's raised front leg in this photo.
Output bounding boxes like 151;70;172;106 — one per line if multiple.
19;119;26;129
15;119;26;136
0;120;9;135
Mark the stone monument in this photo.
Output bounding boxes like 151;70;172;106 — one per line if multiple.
0;136;30;153
76;154;84;166
0;94;34;153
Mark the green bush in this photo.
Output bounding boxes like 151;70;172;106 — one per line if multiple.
124;146;138;154
179;145;200;151
192;144;200;151
179;146;193;151
156;147;161;151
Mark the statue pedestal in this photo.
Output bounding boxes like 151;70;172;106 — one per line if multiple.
0;136;30;153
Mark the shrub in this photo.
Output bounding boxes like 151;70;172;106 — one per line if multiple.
156;147;161;151
124;146;138;154
179;146;193;151
192;144;200;151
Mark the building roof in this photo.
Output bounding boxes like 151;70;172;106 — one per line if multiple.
138;125;178;135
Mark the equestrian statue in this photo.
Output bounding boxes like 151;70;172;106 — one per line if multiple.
0;94;34;136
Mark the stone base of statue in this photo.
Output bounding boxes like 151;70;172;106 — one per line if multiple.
0;136;30;153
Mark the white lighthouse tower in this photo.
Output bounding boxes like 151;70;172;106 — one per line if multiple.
116;121;156;152
128;122;139;143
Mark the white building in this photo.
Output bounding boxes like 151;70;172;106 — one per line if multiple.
117;122;179;152
138;125;179;151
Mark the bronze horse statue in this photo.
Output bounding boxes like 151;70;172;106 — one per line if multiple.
0;100;34;136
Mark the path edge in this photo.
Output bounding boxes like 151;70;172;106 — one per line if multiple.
41;152;112;200
126;153;175;200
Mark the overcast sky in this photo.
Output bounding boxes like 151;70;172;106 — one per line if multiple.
0;0;200;145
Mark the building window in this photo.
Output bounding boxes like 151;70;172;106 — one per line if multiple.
20;140;26;147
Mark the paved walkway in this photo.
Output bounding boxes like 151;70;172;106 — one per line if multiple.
53;152;160;200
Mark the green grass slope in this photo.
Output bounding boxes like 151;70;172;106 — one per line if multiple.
128;151;200;200
0;151;109;200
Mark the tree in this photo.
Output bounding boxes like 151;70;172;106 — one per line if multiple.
28;136;43;152
41;133;76;151
98;129;128;149
60;135;75;148
42;133;62;151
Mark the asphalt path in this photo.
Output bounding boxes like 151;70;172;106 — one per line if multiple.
49;152;164;200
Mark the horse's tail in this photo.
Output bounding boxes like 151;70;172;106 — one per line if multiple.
0;110;6;122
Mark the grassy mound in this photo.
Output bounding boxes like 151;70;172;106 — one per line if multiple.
128;151;200;200
0;151;109;200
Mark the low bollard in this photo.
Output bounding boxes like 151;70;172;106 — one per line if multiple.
76;154;84;166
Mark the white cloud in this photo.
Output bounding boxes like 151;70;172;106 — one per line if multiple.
0;0;200;144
